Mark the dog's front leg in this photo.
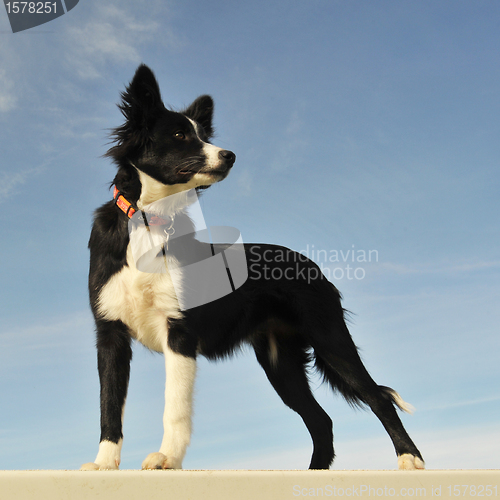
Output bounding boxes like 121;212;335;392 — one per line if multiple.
142;344;197;470
81;320;132;470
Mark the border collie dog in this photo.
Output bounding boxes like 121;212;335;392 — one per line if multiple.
82;64;424;471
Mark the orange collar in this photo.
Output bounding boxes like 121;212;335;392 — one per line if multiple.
113;186;173;226
113;186;137;218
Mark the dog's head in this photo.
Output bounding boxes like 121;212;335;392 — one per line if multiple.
106;65;235;204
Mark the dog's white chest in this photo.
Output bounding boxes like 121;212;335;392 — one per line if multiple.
97;245;182;352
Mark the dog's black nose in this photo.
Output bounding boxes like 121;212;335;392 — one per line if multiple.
219;150;236;165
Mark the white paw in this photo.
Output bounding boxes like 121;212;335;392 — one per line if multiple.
80;461;119;471
83;440;121;470
142;452;182;470
398;453;425;470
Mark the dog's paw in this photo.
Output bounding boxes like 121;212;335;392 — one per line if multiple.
82;440;122;470
398;454;425;470
142;452;182;470
80;461;119;471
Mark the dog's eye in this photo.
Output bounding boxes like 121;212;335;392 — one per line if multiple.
174;131;186;140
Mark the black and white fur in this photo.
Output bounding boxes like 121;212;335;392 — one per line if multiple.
81;65;424;471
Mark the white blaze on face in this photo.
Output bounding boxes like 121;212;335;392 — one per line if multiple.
187;118;227;178
203;142;226;169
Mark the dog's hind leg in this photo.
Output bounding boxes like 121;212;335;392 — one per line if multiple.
253;334;334;469
142;320;197;470
81;320;132;470
312;325;425;470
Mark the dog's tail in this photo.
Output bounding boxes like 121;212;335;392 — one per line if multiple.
379;386;415;414
313;347;414;414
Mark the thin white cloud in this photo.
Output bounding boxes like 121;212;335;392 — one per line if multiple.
421;394;500;412
63;2;176;80
0;310;92;347
377;260;500;276
235;168;253;197
0;68;17;112
270;109;309;172
0;311;94;370
0;166;45;200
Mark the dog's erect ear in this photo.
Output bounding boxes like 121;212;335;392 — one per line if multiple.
119;64;164;131
183;95;214;139
106;65;165;162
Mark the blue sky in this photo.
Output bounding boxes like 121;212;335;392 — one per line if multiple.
0;0;499;470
